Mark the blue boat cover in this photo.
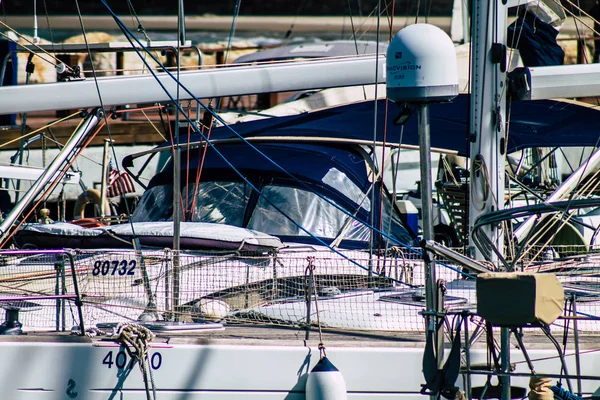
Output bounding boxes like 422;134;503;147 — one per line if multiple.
182;94;600;157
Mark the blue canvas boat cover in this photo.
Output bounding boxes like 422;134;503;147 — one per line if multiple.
185;94;600;157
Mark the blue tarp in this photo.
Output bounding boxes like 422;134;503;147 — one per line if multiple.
190;94;600;157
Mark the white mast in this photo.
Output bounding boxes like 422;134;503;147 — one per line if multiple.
469;2;510;400
468;0;508;262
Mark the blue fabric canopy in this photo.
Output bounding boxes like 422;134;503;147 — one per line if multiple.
195;94;600;156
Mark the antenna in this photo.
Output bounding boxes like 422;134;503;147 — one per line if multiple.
32;0;40;44
386;23;459;103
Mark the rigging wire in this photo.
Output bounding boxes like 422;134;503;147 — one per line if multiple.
223;0;242;65
342;0;369;101
369;0;382;259
351;2;395;42
282;0;307;44
415;0;421;24
516;134;600;261
346;0;359;42
189;110;214;218
126;0;152;43
0;25;63;72
0;112;80;151
41;0;56;51
183;102;195;220
114;105;168;142
385;127;407;252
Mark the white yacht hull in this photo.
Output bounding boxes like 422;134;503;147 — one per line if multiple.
0;339;597;399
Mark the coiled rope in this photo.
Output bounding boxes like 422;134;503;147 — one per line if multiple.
113;322;157;400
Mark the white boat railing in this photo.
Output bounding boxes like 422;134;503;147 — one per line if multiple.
0;249;85;335
1;247;599;334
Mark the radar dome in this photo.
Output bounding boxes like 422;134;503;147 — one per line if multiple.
386;23;458;103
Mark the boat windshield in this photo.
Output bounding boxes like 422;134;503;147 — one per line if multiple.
132;178;410;246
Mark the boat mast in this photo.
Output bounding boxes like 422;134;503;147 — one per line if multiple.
468;0;507;263
469;1;510;399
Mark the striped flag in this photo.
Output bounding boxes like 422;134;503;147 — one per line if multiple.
107;169;136;198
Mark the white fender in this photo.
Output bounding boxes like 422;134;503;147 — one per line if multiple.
305;356;347;400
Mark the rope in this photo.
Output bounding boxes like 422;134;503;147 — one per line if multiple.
113;322;157;400
84;326;107;338
471;154;491;211
0;111;80;150
306;257;327;360
528;376;554;400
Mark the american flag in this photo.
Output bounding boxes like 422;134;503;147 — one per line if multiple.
107;168;136;198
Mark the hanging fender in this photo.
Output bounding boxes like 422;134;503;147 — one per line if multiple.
72;189;111;226
305;356;347;400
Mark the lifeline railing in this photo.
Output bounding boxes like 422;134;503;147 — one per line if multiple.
0;249;85;335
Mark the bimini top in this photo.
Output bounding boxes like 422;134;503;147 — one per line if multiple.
189;94;600;156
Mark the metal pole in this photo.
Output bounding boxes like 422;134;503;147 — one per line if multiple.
464;313;472;400
0;109;101;241
572;294;582;396
462;0;470;44
501;328;511;400
100;139;111;218
178;0;186;46
419;104;435;308
171;2;184;322
418;103;443;373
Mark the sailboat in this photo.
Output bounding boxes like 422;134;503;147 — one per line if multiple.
2;0;600;399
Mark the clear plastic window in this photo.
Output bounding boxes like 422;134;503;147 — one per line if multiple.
132;184;174;222
185;181;252;225
322;167;371;212
248;185;371;241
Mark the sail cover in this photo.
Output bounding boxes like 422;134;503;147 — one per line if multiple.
193;94;600;156
507;11;565;67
